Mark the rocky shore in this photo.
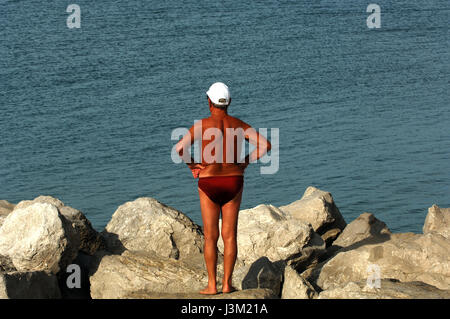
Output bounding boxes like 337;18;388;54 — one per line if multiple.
0;187;449;299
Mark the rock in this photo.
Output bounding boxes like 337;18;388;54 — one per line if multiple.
218;204;326;269
89;250;209;299
332;212;391;249
217;204;325;296
13;195;65;211
279;186;346;246
0;200;15;228
281;265;318;299
102;198;204;261
423;204;450;239
0;200;15;213
318;279;450;299
127;288;278;299
0;255;16;272
0;271;61;299
240;257;283;295
0;202;79;274
12;196;103;255
59;205;105;255
315;232;450;291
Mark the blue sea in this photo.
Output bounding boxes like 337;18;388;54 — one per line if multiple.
1;0;449;233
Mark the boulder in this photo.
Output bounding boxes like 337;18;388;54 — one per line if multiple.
89;250;209;299
279;187;346;246
315;232;450;291
281;265;318;299
0;271;61;299
0;202;79;274
217;204;325;296
59;205;105;255
318;279;450;299
240;257;283;294
330;212;391;250
218;204;326;269
102;198;204;261
423;204;450;239
12;196;103;255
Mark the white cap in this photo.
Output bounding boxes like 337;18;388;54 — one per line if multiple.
206;82;230;106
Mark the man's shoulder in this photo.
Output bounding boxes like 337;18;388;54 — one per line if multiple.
227;115;251;129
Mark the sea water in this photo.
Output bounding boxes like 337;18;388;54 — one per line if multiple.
1;0;449;232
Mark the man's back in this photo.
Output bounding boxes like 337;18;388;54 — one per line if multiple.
198;114;250;178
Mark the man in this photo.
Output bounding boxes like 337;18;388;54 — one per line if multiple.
176;82;271;294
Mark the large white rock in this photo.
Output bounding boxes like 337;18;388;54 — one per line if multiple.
217;204;325;296
0;202;79;273
279;187;346;246
89;250;208;299
316;232;450;291
218;204;325;269
0;271;61;299
423;204;450;239
12;196;103;255
102;197;204;261
332;212;391;248
318;279;450;299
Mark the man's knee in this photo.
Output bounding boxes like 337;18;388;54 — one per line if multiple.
204;229;219;243
221;227;236;243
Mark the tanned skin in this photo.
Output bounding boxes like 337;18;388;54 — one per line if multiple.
176;97;271;294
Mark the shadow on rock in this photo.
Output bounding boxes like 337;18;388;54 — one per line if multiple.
241;257;285;297
100;231;127;255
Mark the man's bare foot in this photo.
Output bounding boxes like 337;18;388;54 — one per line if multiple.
199;286;218;295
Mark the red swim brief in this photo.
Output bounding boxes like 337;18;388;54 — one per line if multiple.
198;176;244;206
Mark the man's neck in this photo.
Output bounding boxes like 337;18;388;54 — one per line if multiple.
210;107;227;118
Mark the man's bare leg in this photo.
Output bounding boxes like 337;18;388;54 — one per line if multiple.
220;187;243;293
198;187;220;295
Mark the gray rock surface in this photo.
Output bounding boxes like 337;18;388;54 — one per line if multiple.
89;250;209;299
315;232;450;291
239;257;283;294
423;204;450;239
0;202;79;274
217;203;326;296
279;186;346;246
332;212;391;248
218;204;326;269
102;197;204;261
59;205;105;255
318;279;450;299
281;265;318;299
0;271;61;299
